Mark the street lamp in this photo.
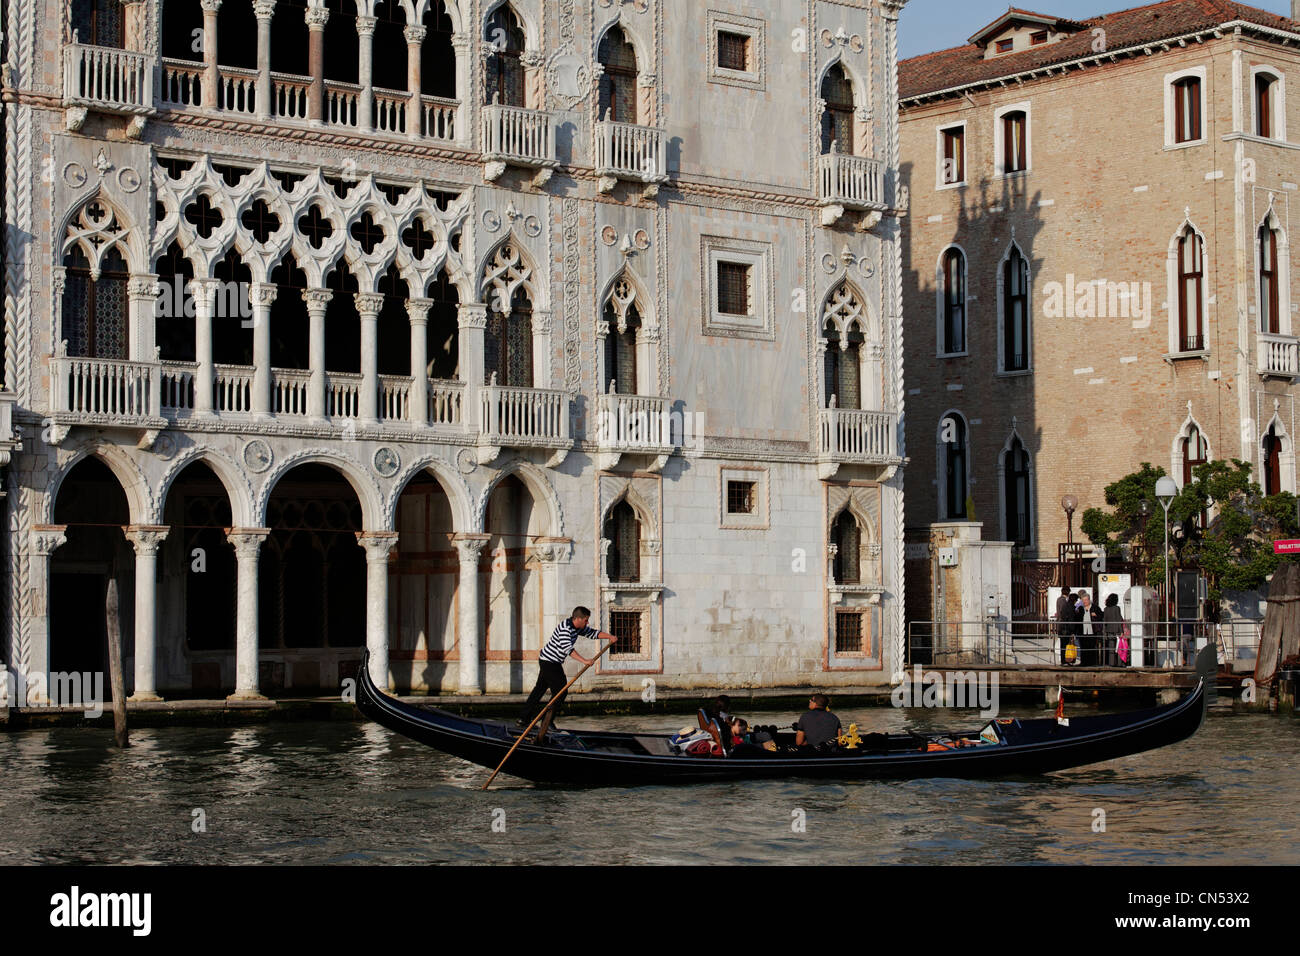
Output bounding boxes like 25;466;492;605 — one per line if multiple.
1155;476;1178;635
1061;494;1078;546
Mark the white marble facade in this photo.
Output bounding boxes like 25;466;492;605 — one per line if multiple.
2;0;907;700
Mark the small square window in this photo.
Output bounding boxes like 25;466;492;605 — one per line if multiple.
609;610;644;657
835;610;864;654
718;31;750;72
726;480;755;515
1031;31;1048;45
996;38;1013;54
716;262;751;316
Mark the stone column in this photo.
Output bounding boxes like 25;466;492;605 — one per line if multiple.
404;25;426;139
458;302;487;433
407;297;431;427
451;33;472;142
189;278;220;415
357;532;400;690
356;15;376;131
26;527;69;706
530;308;552;389
227;528;270;700
453;534;489;694
249;281;277;417
522;50;545;110
253;0;275;121
355;292;384;424
124;525;169;701
305;4;330;125
200;0;222;109
121;0;149;52
127;273;160;363
303;288;332;420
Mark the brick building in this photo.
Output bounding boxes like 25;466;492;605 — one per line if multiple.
899;0;1300;618
1;0;909;702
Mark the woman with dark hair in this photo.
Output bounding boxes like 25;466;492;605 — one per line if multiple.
1102;592;1125;667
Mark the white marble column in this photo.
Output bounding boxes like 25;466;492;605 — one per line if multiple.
127;273;159;364
458;303;487;435
124;525;169;701
26;526;68;706
453;534;489;694
407;297;431;426
355;292;383;424
451;33;472;142
357;532;400;690
253;0;275;120
249;281;277;417
305;5;330;125
404;24;426;139
227;528;269;700
530;308;551;389
201;0;222;109
356;15;376;130
303;288;331;420
121;0;149;52
189;278;220;415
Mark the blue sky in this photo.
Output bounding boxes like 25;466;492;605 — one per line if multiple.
898;0;1295;60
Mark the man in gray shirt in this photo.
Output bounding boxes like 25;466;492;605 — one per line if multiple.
795;694;842;749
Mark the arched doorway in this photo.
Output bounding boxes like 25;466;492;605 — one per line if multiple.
390;470;458;692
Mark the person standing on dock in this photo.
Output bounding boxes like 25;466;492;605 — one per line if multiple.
518;606;616;726
1055;587;1073;665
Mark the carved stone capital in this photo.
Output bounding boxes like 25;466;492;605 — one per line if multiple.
354;292;386;316
253;0;276;20
454;533;491;563
249;281;278;307
30;526;69;557
52;266;67;298
128;273;161;301
124;525;170;555
451;33;473;52
532;308;553;334
356;531;400;560
302;287;334;312
531;536;574;564
403;24;427;44
406;297;433;322
200;0;223;13
187;277;222;309
458;303;488;330
521;50;546;69
227;527;271;557
354;14;376;36
304;6;330;30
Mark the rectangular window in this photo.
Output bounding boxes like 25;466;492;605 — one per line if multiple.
941;126;965;185
609;610;644;657
1256;74;1275;138
726;480;755;515
996;38;1013;54
1002;111;1027;173
718;31;750;72
716;262;751;316
1031;31;1048;45
1173;77;1201;143
1003;250;1029;371
835;611;864;654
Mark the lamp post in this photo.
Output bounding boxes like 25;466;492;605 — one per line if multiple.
1155;476;1178;638
1061;494;1078;545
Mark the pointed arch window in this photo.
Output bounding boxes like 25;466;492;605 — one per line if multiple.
1263;425;1283;496
62;246;128;359
603;500;640;583
1002;247;1029;372
603;278;640;394
941;248;966;354
485;287;533;388
598;26;639;123
1182;423;1209;527
1260;224;1280;335
485;5;526;107
1003;437;1031;546
1177;226;1205;352
824;330;862;410
941;414;968;520
820;63;855;155
831;510;861;584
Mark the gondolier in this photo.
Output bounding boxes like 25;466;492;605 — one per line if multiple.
518;606;616;726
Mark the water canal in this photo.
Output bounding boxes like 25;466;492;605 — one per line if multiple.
2;707;1297;865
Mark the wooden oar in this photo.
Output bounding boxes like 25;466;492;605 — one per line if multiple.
481;639;615;791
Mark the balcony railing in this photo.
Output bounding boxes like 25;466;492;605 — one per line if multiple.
160;59;203;108
379;375;410;421
817;151;885;210
272;368;311;416
160;361;196;413
479;383;570;447
325;80;361;128
1258;332;1299;377
421;95;458;141
53;355;160;421
272;72;311;121
482;103;557;168
429;380;464;426
596;392;675;450
218;66;258;116
327;372;361;419
818;406;898;463
594;119;667;184
64;43;153;113
373;86;409;134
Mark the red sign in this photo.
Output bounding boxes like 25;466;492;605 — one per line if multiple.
1274;539;1300;554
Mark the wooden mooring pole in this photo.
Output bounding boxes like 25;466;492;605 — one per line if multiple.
105;575;128;747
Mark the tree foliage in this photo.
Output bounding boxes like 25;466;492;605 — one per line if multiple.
1079;459;1298;599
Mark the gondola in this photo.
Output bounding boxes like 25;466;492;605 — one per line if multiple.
354;648;1211;785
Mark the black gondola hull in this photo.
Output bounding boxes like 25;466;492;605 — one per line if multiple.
354;653;1208;786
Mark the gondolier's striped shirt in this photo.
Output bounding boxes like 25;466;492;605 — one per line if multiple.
538;618;599;664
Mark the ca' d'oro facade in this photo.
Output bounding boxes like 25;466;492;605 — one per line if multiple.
1;0;909;702
898;1;1300;615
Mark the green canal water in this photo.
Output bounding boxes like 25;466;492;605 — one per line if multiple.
1;706;1297;865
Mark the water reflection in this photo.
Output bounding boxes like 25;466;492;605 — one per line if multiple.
0;708;1296;864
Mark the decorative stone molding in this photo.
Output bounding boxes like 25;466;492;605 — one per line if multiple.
30;526;69;556
227;528;271;556
302;288;334;311
403;25;427;44
124;525;170;555
354;292;385;315
356;531;400;560
253;0;277;20
531;536;574;564
457;303;487;330
453;533;490;563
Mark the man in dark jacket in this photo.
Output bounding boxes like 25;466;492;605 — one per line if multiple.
795;694;842;750
1055;587;1074;665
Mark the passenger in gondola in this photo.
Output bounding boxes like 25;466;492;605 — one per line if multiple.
794;694;843;751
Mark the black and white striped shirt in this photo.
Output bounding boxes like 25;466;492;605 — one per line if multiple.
538;618;599;664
